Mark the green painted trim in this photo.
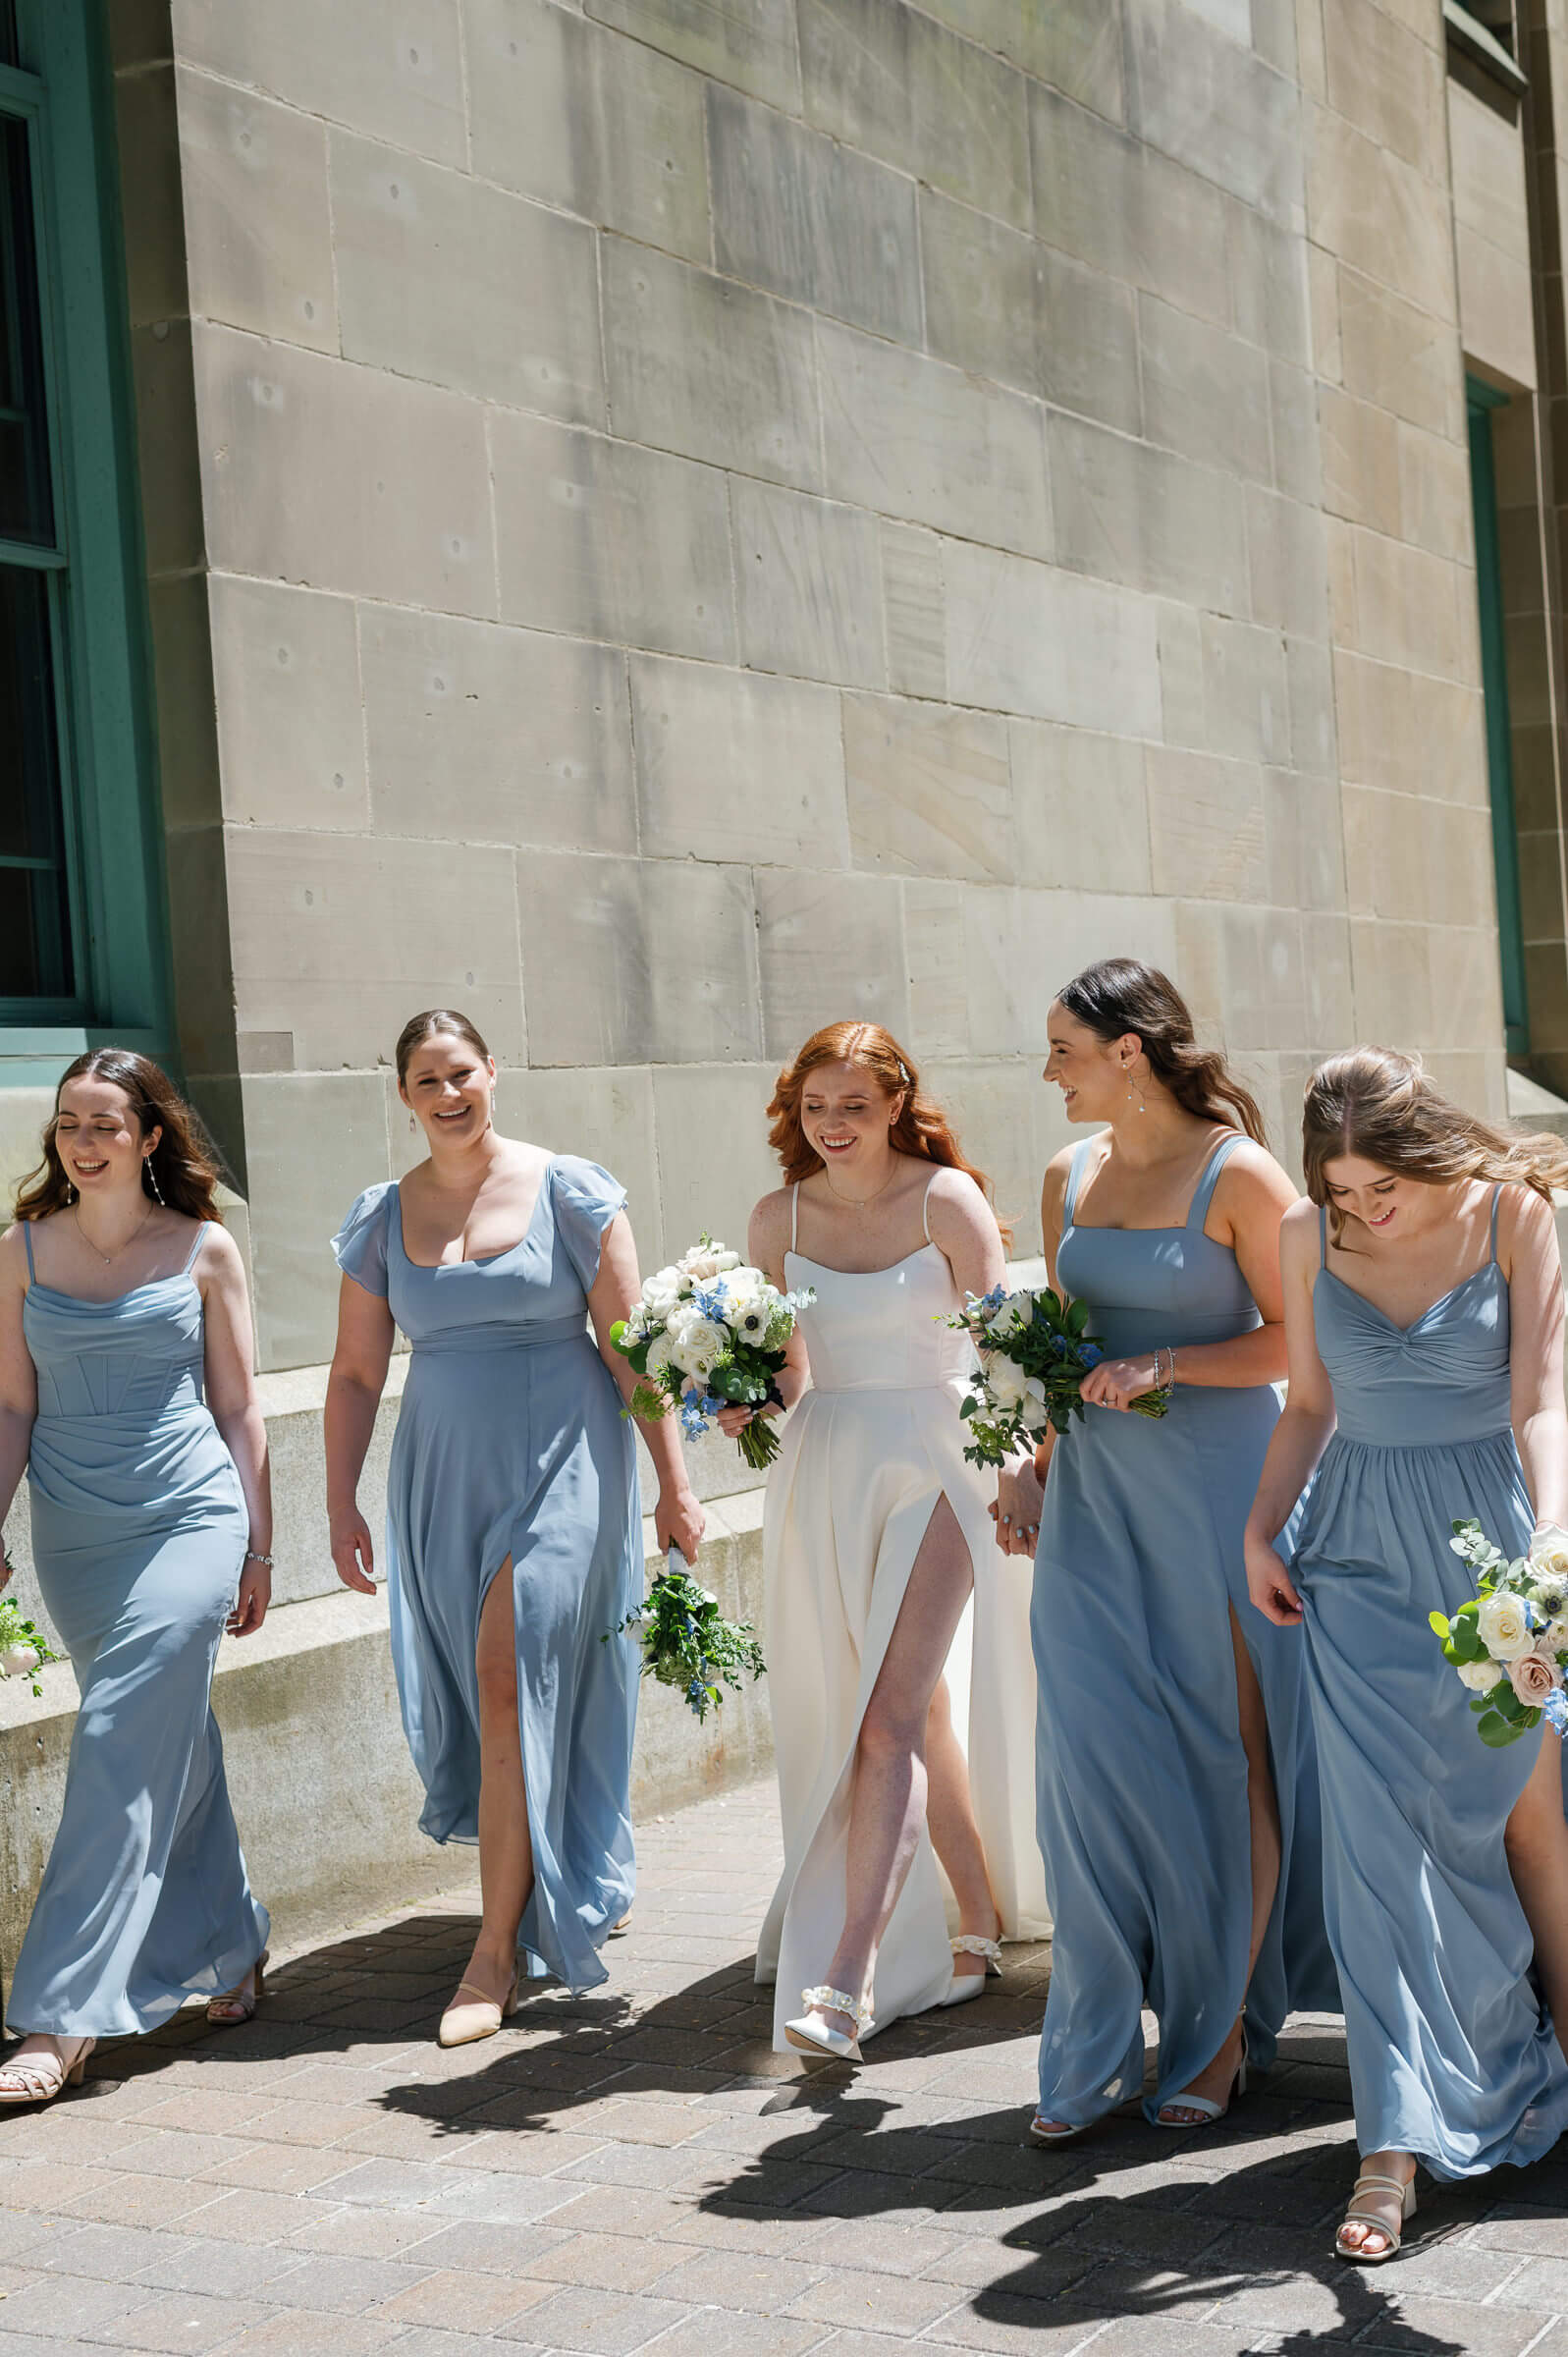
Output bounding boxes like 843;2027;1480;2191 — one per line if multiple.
1467;380;1531;1058
0;0;176;1080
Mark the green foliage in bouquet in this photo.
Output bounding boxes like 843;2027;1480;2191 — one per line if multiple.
606;1555;766;1725
945;1283;1172;1469
1430;1515;1568;1750
0;1591;59;1700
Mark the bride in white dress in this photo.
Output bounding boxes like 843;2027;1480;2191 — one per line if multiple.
720;1021;1048;2060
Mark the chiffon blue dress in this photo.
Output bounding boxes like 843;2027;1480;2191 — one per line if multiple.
1032;1134;1336;2126
9;1220;268;2037
1295;1190;1568;2176
333;1156;639;1993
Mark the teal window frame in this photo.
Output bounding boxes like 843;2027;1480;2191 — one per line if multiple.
0;0;173;1086
1466;375;1530;1058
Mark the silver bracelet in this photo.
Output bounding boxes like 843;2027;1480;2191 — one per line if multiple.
243;1549;274;1567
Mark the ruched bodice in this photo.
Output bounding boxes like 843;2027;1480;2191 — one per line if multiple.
1313;1261;1512;1449
784;1243;975;1394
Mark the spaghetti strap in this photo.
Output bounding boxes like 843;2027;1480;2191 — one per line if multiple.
789;1184;799;1253
1489;1184;1501;1262
922;1172;935;1244
22;1222;34;1283
182;1221;209;1277
1319;1204;1328;1269
1186;1133;1244;1233
1062;1140;1093;1231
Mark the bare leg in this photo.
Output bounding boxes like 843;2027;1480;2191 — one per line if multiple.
925;1674;1000;1989
454;1558;534;2009
803;1495;977;2042
1505;1726;1568;2058
1157;1611;1280;2121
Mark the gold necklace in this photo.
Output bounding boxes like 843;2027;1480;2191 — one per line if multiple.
75;1201;154;1268
822;1161;897;1211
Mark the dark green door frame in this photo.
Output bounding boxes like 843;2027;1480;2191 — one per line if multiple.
1466;374;1530;1058
1;0;174;1085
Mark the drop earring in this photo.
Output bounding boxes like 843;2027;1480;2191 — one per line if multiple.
408;1112;416;1133
144;1155;165;1203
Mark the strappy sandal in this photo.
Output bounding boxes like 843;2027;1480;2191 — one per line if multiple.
0;2036;94;2108
941;1933;1002;2008
437;1969;519;2049
784;1984;873;2063
1335;2167;1417;2264
1157;2022;1248;2129
206;1950;268;2027
1029;2113;1087;2145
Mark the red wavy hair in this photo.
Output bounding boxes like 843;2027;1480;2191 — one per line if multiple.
767;1022;1008;1240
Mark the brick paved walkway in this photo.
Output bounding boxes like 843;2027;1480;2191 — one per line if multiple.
4;1779;1568;2356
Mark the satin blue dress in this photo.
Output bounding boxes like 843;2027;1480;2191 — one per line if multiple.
333;1156;639;1993
1295;1190;1568;2176
10;1220;268;2038
1032;1134;1336;2126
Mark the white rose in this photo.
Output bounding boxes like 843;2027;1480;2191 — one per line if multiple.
984;1289;1034;1342
987;1358;1047;1415
1457;1656;1504;1693
0;1643;38;1679
679;1244;743;1282
1544;1616;1568;1658
1477;1590;1535;1662
667;1317;728;1378
645;1334;676;1384
1531;1523;1568;1584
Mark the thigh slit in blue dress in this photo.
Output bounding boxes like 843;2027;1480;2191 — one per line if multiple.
333;1157;640;1994
1295;1190;1568;2176
1032;1135;1336;2126
9;1219;268;2038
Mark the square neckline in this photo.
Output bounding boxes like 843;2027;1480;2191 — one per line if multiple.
392;1157;555;1272
1065;1131;1240;1237
22;1218;210;1309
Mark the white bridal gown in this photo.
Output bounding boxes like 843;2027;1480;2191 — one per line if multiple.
757;1179;1050;2048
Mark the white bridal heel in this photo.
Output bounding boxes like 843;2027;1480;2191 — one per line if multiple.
1335;2169;1417;2264
1157;2023;1248;2130
940;1933;1002;2007
784;1985;873;2063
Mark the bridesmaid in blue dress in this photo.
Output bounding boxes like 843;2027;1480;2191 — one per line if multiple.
325;1011;703;2043
997;959;1334;2138
1246;1047;1568;2262
0;1051;272;2104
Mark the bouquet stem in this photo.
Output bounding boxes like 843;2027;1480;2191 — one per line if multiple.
737;1416;782;1471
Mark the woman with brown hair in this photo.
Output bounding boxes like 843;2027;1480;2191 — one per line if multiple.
723;1021;1047;2061
997;959;1335;2140
325;1011;703;2043
0;1052;272;2103
1245;1047;1568;2261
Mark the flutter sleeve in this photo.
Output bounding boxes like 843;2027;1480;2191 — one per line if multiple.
551;1156;629;1293
331;1181;395;1298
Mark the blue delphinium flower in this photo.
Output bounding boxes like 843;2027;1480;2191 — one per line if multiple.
1079;1343;1104;1368
691;1286;730;1322
1547;1688;1568;1736
678;1398;710;1439
977;1284;1007;1314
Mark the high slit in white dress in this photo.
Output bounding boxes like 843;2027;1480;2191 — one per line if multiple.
756;1177;1049;2048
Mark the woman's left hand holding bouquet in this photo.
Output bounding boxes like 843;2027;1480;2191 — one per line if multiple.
1079;1353;1165;1413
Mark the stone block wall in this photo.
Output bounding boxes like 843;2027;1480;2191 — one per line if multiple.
99;0;1517;1375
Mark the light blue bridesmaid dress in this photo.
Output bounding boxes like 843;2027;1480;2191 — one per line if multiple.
1295;1189;1568;2176
9;1220;268;2037
1032;1133;1336;2126
332;1156;639;1994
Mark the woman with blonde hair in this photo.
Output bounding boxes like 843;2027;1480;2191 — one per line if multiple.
1245;1047;1568;2261
723;1021;1047;2060
1000;959;1334;2142
0;1051;272;2103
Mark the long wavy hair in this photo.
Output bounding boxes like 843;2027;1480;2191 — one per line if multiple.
1054;958;1270;1146
767;1021;1008;1239
1303;1046;1568;1243
15;1050;225;1224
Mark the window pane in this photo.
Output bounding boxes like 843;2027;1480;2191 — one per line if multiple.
0;561;73;999
0;110;53;544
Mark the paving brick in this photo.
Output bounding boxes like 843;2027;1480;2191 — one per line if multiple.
91;2289;273;2351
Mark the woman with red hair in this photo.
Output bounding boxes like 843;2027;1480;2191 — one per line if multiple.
721;1023;1047;2060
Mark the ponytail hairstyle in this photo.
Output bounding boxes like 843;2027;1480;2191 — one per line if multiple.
1302;1046;1568;1244
15;1049;225;1225
394;1008;493;1087
767;1020;1010;1242
1054;958;1270;1146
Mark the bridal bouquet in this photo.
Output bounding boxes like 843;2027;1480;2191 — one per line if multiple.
943;1284;1172;1468
612;1235;813;1472
606;1547;765;1725
1431;1517;1568;1748
0;1593;57;1699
